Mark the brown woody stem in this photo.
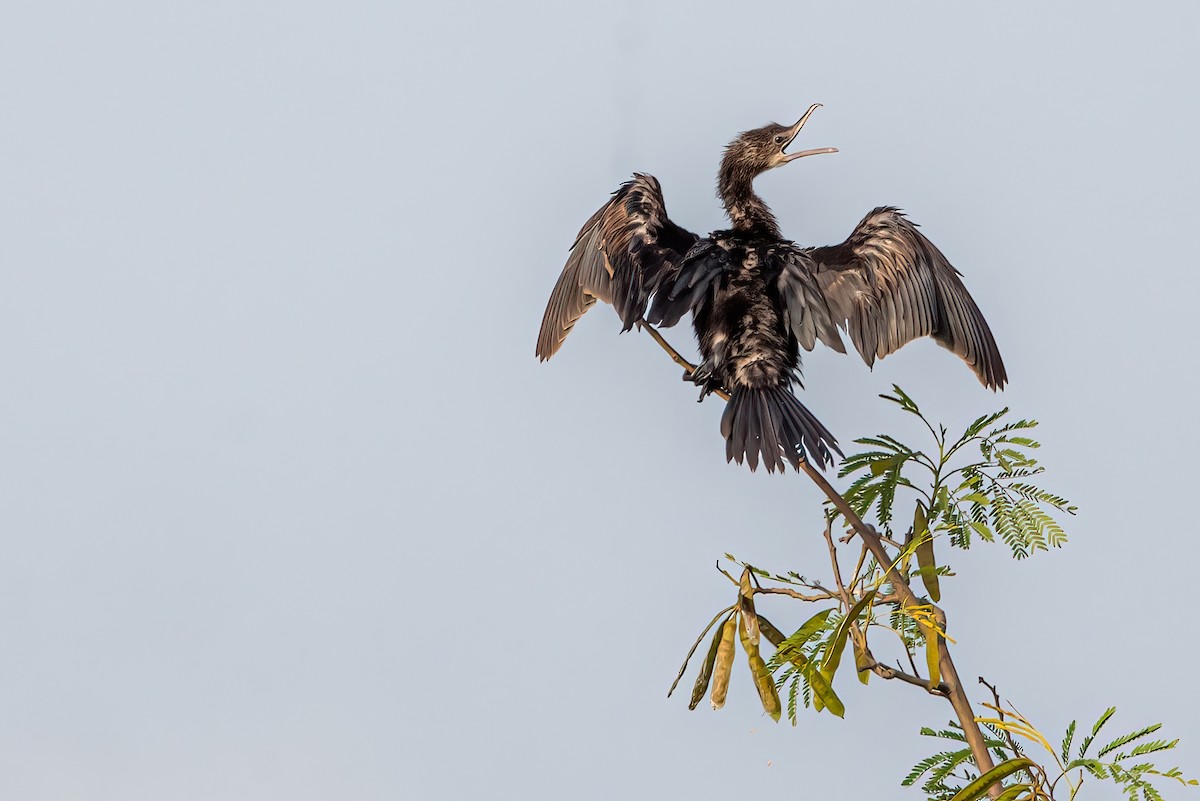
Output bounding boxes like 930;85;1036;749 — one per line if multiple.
642;324;1001;799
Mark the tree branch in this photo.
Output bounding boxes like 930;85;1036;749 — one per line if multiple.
753;586;837;603
641;323;1001;799
863;660;950;696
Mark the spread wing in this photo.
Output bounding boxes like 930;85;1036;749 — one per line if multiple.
535;174;698;361
806;207;1007;389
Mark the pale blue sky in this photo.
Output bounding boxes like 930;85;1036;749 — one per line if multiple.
1;2;1197;799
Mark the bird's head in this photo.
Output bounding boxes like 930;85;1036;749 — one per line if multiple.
719;104;837;184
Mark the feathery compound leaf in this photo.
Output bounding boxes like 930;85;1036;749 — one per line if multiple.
765;608;835;671
1079;707;1117;757
904;750;961;787
965;407;1011;439
1062;720;1077;764
925;748;977;792
1099;724;1163;758
880;385;922;416
770;636;844;718
1128;739;1180;758
838;450;896;478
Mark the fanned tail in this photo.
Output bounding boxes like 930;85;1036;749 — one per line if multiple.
719;386;841;473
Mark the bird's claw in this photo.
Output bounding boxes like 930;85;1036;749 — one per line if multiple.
685;361;724;401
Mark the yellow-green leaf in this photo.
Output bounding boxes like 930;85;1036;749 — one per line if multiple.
779;647;844;718
688;615;730;710
947;758;1037;801
822;590;877;676
921;622;941;690
739;611;780;721
803;659;844;718
914;503;940;602
870;455;902;476
853;641;871;685
994;783;1032;801
710;617;738;710
774;608;835;651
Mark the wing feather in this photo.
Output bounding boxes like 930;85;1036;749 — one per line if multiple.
806;207;1007;389
646;240;727;328
773;248;846;355
536;174;697;360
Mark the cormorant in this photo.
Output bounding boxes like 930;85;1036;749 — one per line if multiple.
536;104;1006;473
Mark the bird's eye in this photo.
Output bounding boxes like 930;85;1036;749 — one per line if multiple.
774;135;785;144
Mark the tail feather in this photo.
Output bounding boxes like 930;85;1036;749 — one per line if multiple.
719;386;842;473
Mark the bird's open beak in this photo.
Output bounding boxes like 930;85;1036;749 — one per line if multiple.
782;103;838;163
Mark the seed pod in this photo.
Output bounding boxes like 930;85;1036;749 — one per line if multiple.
688;615;729;710
710;616;738;710
740;611;781;721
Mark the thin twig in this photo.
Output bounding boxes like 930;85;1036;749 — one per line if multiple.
979;677;1022;756
753;586;837;603
863;660;950;696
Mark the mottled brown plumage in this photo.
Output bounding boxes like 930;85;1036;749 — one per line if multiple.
537;104;1006;472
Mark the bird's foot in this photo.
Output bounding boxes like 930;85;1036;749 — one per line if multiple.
686;360;715;386
685;361;724;402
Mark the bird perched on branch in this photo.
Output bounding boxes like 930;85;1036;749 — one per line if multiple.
536;104;1006;473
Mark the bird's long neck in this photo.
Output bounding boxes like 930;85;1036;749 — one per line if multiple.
718;166;780;237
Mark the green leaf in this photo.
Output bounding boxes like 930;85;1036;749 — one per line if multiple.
1099;724;1163;758
1066;758;1108;779
853;640;871;685
765;608;835;671
871;454;905;476
994;783;1033;801
882;384;922;415
914;503;940;601
821;591;877;676
772;640;844;718
802;655;844;718
947;758;1037;801
922;621;941;690
1128;739;1179;758
964;408;1010;439
1080;707;1117;756
1061;719;1077;764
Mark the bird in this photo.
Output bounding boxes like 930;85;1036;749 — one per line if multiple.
535;104;1006;474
